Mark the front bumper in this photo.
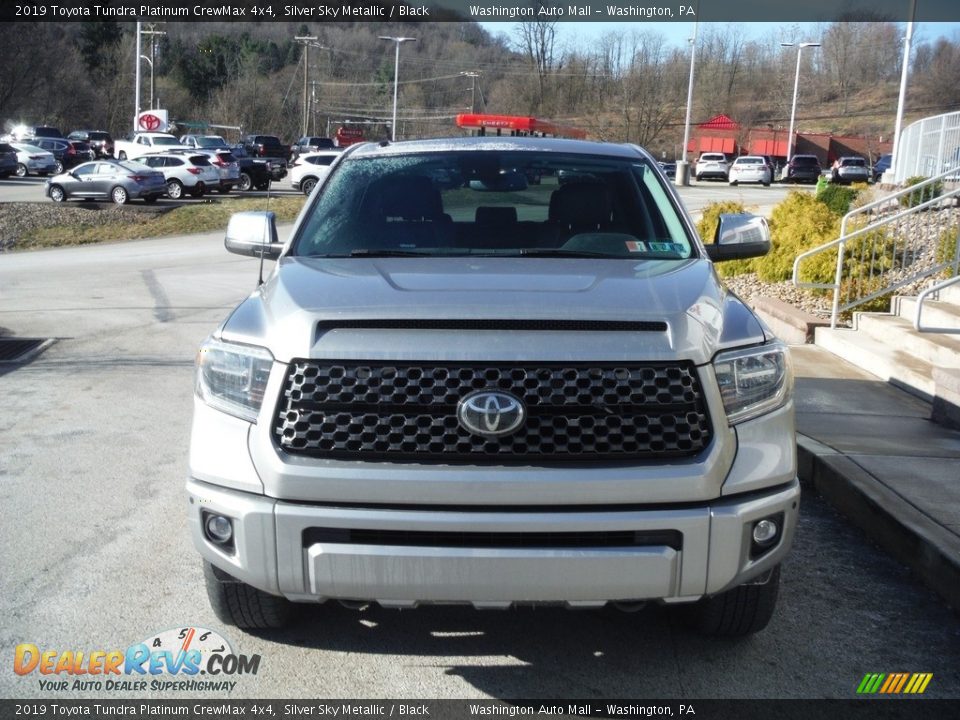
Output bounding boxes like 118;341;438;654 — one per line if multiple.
187;476;799;607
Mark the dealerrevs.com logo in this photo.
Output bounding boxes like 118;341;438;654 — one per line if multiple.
13;626;260;693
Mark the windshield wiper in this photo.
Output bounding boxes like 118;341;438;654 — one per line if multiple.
347;249;432;257
519;248;619;258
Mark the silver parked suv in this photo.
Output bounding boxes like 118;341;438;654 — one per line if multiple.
189;137;799;637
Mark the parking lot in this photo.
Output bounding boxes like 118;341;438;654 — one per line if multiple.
0;173;302;205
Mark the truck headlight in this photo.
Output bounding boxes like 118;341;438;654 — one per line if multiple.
713;341;792;424
195;337;273;422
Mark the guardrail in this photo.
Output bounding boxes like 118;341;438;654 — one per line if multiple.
792;167;960;328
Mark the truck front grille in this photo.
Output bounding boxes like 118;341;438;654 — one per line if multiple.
274;362;713;462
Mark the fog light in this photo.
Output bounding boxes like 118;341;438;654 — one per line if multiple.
752;519;779;546
205;514;233;544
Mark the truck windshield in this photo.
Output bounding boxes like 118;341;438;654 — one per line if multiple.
292;151;695;260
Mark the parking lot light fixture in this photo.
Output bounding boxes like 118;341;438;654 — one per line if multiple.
379;36;417;142
782;42;820;165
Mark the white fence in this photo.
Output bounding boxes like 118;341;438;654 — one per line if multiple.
895;111;960;183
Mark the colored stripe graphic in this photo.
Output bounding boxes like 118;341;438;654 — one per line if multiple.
857;673;933;694
857;674;884;694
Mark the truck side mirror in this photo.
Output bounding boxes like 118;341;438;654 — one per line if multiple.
224;211;283;259
705;213;771;262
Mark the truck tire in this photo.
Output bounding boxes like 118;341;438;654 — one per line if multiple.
118;151;127;161
203;562;293;630
687;565;780;637
238;172;253;192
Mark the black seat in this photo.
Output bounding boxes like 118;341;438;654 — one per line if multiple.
548;182;614;235
359;175;452;249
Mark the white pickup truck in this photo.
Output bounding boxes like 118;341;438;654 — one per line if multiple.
114;132;188;160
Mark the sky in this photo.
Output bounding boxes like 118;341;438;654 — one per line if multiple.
479;21;960;51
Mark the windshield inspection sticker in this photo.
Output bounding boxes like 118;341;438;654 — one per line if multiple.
625;240;648;252
648;242;685;254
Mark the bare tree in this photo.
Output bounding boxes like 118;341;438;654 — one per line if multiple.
514;13;560;110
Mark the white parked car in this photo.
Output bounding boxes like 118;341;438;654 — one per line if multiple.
10;142;58;177
728;156;772;187
695;152;731;181
139;152;221;199
290;150;341;195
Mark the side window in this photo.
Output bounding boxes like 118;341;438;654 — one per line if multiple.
73;164;94;177
95;163;114;175
168;158;183;167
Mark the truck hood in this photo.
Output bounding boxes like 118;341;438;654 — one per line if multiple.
219;257;768;365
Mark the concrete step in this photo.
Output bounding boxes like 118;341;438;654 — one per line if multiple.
814;326;936;400
853;312;960;368
894;296;960;330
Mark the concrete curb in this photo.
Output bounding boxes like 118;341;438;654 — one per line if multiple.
797;434;960;612
751;295;829;345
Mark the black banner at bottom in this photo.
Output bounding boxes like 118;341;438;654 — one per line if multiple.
1;699;954;720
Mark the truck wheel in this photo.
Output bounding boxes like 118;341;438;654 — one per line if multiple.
238;172;252;192
118;151;127;161
687;565;780;637
203;562;293;630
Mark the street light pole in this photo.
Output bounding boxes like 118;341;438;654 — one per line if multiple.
675;18;698;186
379;36;417;141
888;0;917;183
782;41;820;165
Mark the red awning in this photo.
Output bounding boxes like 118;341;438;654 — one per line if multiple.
698;114;740;131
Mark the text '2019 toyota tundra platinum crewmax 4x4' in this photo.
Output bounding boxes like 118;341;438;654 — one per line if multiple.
188;137;799;637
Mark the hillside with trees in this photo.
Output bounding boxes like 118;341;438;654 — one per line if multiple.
2;20;959;158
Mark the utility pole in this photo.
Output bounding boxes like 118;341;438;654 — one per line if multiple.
461;71;481;114
294;36;318;137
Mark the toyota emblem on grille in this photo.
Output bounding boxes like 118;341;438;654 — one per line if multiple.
457;390;526;438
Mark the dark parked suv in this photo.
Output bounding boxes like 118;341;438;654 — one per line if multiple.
68;130;115;159
291;136;335;159
784;154;822;184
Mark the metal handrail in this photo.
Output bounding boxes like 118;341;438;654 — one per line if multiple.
792;165;960;327
914;274;960;334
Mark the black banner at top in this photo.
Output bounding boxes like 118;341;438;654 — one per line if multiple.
3;0;960;23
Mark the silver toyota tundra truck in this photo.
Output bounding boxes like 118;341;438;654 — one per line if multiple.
188;137;798;637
